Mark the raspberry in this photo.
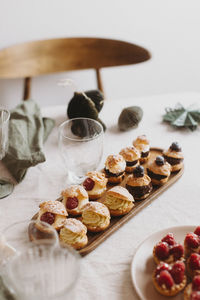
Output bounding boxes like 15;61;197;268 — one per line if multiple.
155;242;169;260
170;261;185;284
189;253;200;270
83;178;95;191
162;233;175;246
192;275;200;291
66;197;79;210
155;262;170;276
185;233;200;248
157;270;174;289
170;244;184;260
191;291;200;300
194;227;200;237
40;212;55;225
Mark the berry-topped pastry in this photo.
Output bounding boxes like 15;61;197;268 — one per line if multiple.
187;253;200;279
153;233;184;264
82;201;110;232
59;218;88;250
61;185;89;216
119;146;141;173
147;155;171;185
126;165;152;201
82;171;107;200
163;142;184;172
184;226;200;258
103;186;135;216
152;261;186;296
132;134;150;164
104;154;126;184
184;275;200;300
37;200;68;231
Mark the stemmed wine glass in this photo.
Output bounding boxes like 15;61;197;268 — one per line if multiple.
58;117;104;184
0;108;14;199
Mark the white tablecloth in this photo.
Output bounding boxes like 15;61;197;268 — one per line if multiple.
1;92;200;300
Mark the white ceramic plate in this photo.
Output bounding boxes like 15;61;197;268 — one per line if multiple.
131;225;196;300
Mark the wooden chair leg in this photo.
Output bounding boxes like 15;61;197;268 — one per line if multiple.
23;77;31;100
96;69;104;95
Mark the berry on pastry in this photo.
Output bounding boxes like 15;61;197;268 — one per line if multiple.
37;200;68;231
132;134;150;164
152;261;187;296
153;233;184;264
187;253;200;279
104;154;126;184
147;155;171;185
82;171;107;200
61;185;89;216
184;227;200;258
184;275;200;300
59;218;88;250
119;146;141;173
82;201;110;232
163;142;184;172
126;165;152;201
103;186;134;216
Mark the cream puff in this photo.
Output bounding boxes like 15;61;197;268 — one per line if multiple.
59;218;88;250
184;275;200;300
126;165;152;200
133;134;150;164
103;186;134;216
153;233;184;265
152;261;186;297
119;146;141;173
104;154;126;184
82;171;107;200
61;185;89;216
163;142;184;172
147;155;171;185
37;200;68;231
82;201;110;232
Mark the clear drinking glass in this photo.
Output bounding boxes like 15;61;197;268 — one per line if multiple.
0;220;80;300
58;117;104;184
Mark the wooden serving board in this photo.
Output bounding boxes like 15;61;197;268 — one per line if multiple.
30;148;183;257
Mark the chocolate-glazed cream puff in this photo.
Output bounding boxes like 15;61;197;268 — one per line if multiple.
119;146;141;173
104;154;126;184
126;165;152;200
82;171;107;200
133;135;150;164
163;142;184;172
147;156;171;186
62;185;89;216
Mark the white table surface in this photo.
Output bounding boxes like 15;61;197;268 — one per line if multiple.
1;92;200;300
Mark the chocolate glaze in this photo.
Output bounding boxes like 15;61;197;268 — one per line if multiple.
164;155;183;166
147;169;167;180
126;183;152;199
126;160;138;167
141;151;149;158
104;168;124;177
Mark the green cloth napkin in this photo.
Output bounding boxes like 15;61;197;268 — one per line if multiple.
2;99;55;183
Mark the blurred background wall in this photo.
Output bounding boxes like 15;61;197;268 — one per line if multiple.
0;0;200;108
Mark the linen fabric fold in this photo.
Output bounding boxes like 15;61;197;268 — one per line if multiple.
2;99;55;183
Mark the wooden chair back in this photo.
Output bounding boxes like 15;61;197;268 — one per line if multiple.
0;37;151;100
